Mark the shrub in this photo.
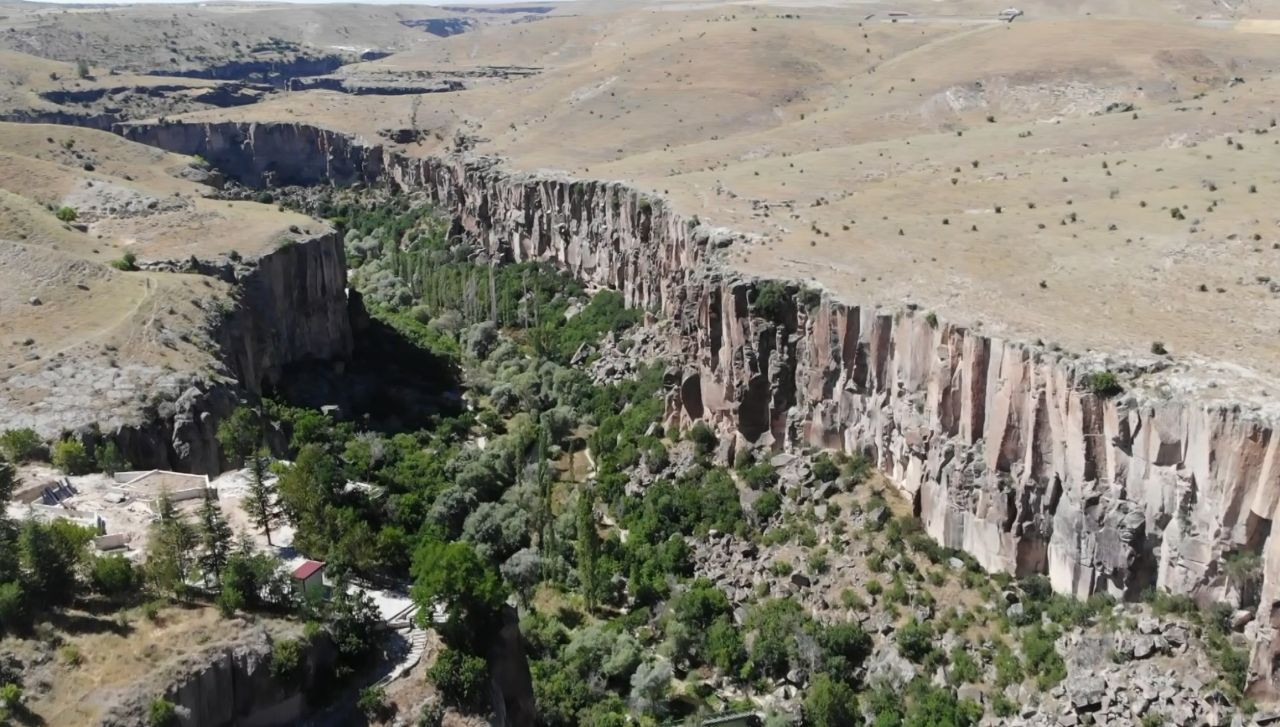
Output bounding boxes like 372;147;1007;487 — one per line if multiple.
947;644;980;684
895;618;934;662
55;206;78;222
688;422;717;456
741;462;777;489
271;638;303;681
843;453;873;484
994;642;1022;687
0;683;21;711
96;441;128;475
428;647;488;712
0;428;42;462
148;698;177;727
109;251;138;271
60;644;83;666
753;491;782;521
1207;633;1249;696
752;281;789;319
357;686;393;721
840;588;867;611
1022;624;1067;689
90;555;136;597
992;693;1017;718
0;582;29;633
76;59;90;78
803;674;859;727
1145;588;1196;617
1083;371;1122;397
799;286;822;309
811;453;839;482
51;439;92;475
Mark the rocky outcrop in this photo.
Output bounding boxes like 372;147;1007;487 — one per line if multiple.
111;119;1280;694
151;54;347;85
119;121;382;188
96;625;333;727
0;108;119;130
286;76;464;95
214;233;354;393
106;232;351;475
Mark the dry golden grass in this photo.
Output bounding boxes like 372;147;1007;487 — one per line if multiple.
5;602;295;727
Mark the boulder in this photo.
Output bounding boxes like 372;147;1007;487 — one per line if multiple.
1067;674;1105;712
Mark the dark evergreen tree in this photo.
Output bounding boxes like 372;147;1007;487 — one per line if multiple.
197;489;233;587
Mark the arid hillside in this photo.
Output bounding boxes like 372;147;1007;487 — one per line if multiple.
85;2;1279;403
0;121;330;452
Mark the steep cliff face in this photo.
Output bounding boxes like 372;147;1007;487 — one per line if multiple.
115;119;1280;692
111;232;352;475
215;232;354;393
96;627;334;727
120;121;382;187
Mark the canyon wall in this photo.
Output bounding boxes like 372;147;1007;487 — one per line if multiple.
96;626;334;727
117;120;1280;693
113;231;352;475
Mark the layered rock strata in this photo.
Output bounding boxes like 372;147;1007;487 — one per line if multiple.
116;119;1280;693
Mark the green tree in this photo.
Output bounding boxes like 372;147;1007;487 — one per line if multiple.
217;406;262;463
896;618;935;663
427;647;489;711
752;281;789;319
0;582;28;634
411;538;506;647
197;489;232;587
0;459;19;580
147;493;197;598
242;449;279;546
576;485;601;613
357;686;393;721
0;429;42;463
96;441;128;476
819;622;872;684
275;444;342;558
804;674;861;727
902;682;983;727
51;439;91;475
219;535;290;613
326;583;382;676
19;519;90;606
687;422;717;456
0;460;22;633
90;554;137;598
706;617;746;675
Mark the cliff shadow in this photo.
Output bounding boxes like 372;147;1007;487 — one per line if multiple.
270;312;462;435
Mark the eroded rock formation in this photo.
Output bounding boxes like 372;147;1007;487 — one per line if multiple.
115;119;1280;694
107;231;351;474
96;626;334;727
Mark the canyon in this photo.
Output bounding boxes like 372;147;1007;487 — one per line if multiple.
112;118;1280;696
6;1;1280;722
